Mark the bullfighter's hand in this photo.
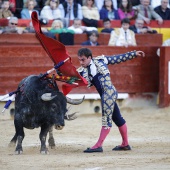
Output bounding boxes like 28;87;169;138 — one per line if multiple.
136;51;145;57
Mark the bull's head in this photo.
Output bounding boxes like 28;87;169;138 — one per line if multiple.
41;93;84;122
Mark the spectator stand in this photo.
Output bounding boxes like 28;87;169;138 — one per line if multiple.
1;19;170;41
97;20;170;42
0;32;163;46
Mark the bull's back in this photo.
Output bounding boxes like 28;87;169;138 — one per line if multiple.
14;75;65;129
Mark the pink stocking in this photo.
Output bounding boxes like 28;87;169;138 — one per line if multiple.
91;126;111;149
118;123;129;147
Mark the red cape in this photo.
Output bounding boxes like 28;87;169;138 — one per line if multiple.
31;12;87;95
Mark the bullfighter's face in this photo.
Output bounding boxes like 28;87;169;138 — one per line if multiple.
78;55;91;68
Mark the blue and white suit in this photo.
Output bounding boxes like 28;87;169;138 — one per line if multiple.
77;51;137;128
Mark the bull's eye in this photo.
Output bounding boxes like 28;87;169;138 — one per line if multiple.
51;103;57;111
52;106;56;110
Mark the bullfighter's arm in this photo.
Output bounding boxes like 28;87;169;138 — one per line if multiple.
104;50;137;65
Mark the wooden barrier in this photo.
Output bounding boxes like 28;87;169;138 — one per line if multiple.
0;33;39;45
0;33;163;46
0;46;159;96
0;32;169;107
159;47;170;107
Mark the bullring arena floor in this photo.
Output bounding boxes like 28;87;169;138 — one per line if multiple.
0;95;170;170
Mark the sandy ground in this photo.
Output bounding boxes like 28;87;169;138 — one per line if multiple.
0;96;170;170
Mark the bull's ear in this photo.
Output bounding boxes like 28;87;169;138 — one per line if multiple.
41;93;57;101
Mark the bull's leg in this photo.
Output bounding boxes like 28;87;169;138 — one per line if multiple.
39;124;49;154
14;114;25;154
48;126;55;149
15;136;24;154
8;133;17;147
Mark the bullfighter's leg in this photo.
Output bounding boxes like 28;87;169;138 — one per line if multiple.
14;114;25;154
112;102;131;151
48;126;55;149
39;124;50;154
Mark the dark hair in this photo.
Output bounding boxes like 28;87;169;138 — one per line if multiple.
121;18;130;24
102;0;114;10
84;0;95;6
103;18;111;23
2;0;9;2
78;48;93;58
119;0;132;13
87;30;99;37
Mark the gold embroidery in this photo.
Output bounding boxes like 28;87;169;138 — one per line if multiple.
102;121;108;126
106;99;112;106
105;81;108;86
98;63;102;66
106;89;112;95
113;94;117;100
77;66;84;72
93;59;110;75
101;77;104;82
102;116;107;123
95;55;105;60
106;76;110;80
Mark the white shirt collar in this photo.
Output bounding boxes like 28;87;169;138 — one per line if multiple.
88;60;97;77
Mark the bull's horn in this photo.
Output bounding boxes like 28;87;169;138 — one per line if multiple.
41;93;57;101
66;96;85;105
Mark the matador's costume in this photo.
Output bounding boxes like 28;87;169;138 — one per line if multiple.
78;50;138;152
78;50;137;128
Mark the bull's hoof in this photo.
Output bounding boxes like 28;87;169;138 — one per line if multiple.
15;150;23;155
15;145;23;155
49;145;55;149
48;138;55;149
8;142;16;147
40;149;49;155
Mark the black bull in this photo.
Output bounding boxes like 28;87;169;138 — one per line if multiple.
9;75;84;154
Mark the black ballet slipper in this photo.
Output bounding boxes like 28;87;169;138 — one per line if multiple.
112;145;131;151
84;147;103;153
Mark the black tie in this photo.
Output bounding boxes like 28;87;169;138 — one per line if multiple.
144;7;148;18
68;6;71;20
87;64;92;79
125;31;127;41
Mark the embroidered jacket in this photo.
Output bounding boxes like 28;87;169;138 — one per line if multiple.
77;50;137;127
77;50;137;87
